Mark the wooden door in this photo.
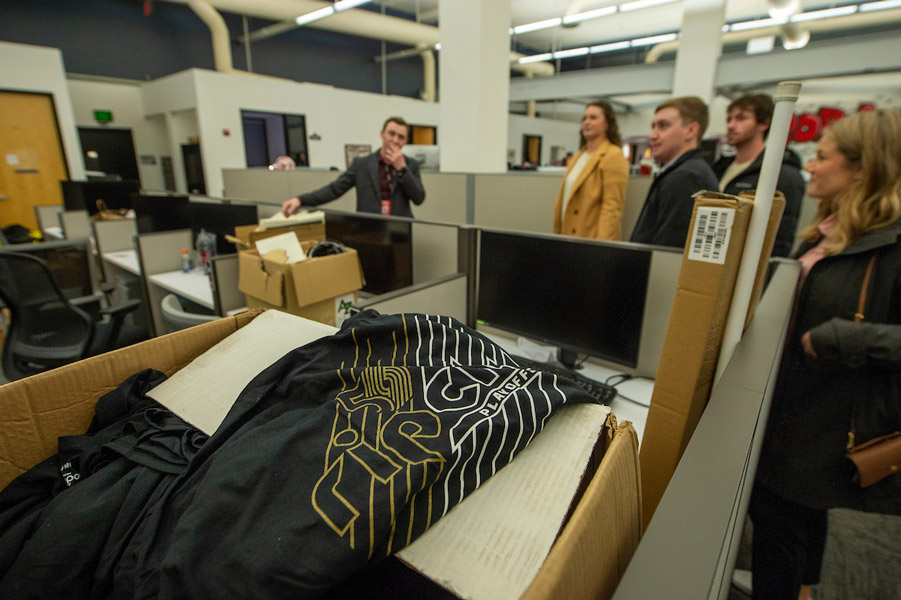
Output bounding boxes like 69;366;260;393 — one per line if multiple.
0;91;69;231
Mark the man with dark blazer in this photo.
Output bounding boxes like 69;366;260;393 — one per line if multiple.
712;94;805;257
282;117;426;218
629;97;719;248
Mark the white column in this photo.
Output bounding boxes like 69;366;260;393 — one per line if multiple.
439;0;510;173
672;0;725;104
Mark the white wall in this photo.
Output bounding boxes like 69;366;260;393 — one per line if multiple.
67;79;170;190
507;114;575;166
190;70;440;197
0;41;85;180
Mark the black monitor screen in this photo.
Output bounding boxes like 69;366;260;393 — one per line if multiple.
188;202;258;256
477;231;651;367
325;213;412;295
132;194;191;234
61;180;140;214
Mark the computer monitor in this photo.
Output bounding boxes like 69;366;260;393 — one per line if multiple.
132;194;191;234
476;230;652;368
188;201;259;256
61;180;140;215
404;145;440;171
324;212;413;295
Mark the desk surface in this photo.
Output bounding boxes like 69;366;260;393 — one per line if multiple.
483;333;652;445
103;250;141;275
149;269;215;310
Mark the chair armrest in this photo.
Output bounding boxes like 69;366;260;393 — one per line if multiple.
99;298;142;320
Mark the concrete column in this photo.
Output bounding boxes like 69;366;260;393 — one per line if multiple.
672;0;725;104
439;0;510;173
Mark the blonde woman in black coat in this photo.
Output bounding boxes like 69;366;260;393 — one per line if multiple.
751;109;901;600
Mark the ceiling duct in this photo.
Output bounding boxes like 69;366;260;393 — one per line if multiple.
165;0;554;76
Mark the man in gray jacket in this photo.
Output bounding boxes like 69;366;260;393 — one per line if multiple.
282;117;425;218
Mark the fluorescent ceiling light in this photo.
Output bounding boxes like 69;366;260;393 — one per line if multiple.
631;33;678;47
295;6;334;26
790;6;857;22
860;0;901;11
333;0;373;11
729;17;787;31
512;17;563;35
590;41;631;53
518;52;554;64
562;6;617;25
554;47;590;59
620;0;679;13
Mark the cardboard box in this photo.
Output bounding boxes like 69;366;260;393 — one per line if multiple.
0;311;642;600
238;242;364;326
639;191;784;527
233;221;326;250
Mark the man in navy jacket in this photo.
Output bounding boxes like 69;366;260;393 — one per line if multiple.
630;97;719;248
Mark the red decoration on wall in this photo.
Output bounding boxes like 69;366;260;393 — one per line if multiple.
788;104;876;143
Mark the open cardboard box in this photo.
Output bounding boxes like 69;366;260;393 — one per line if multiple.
0;310;641;600
238;240;364;326
233;221;326;251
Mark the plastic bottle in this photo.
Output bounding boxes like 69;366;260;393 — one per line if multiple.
181;248;191;273
195;229;217;274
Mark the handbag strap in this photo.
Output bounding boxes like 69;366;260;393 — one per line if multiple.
854;253;877;322
848;252;879;449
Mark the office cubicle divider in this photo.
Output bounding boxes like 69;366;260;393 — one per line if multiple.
222;167;657;242
58;210;92;241
352;273;468;324
34;205;64;239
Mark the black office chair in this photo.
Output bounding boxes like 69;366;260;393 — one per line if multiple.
0;250;146;381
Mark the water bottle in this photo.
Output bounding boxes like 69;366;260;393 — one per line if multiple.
181;248;191;273
195;229;217;274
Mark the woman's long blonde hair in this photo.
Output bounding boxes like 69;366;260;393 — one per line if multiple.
799;109;901;255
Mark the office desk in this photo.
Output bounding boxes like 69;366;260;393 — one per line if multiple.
149;269;215;310
483;332;653;444
103;250;140;275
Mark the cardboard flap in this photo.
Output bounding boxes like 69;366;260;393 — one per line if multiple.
290;249;364;306
238;250;284;306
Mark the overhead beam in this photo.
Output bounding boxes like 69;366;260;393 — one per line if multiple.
510;31;901;103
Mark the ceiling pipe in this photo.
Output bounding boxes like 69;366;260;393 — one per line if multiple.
645;8;901;63
421;47;436;103
187;0;234;73
167;0;553;76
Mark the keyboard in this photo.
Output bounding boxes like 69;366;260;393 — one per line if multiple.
512;355;618;404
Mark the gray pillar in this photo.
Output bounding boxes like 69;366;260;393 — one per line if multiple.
672;0;725;103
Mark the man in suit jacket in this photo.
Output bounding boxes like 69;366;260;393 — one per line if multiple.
629;97;719;248
282;117;426;218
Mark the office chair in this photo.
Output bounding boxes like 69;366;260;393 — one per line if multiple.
160;293;220;332
0;251;146;381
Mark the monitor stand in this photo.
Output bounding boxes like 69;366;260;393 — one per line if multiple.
557;348;580;370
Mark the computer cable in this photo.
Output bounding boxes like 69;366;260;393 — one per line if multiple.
306;239;347;258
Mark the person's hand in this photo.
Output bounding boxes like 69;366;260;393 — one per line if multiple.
801;331;818;358
282;197;301;217
382;146;407;171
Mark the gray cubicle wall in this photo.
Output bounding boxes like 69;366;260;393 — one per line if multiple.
613;261;799;599
222;168;469;225
471;173;654;238
353;273;468;324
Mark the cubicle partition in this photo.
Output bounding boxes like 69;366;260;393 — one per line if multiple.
58;210;92;241
613;260;800;599
34;204;64;240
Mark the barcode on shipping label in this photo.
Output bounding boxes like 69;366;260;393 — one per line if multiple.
688;207;734;264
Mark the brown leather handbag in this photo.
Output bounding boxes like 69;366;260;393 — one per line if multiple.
844;253;901;487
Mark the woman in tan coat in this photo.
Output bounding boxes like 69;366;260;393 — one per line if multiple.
553;101;630;240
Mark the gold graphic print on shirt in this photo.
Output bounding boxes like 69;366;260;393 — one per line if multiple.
312;364;445;557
